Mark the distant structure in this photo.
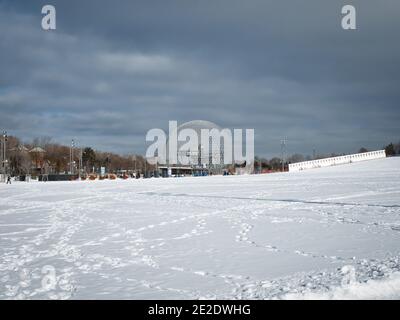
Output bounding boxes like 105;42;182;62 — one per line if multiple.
289;150;386;172
29;147;47;174
160;120;226;176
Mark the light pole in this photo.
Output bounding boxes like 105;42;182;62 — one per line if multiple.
2;131;7;177
132;155;136;175
0;143;1;181
79;147;83;179
281;138;287;172
70;139;74;174
0;133;3;179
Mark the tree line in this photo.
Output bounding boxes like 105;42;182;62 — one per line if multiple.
3;136;149;176
3;134;399;176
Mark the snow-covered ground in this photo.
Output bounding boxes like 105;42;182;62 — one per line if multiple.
1;157;400;300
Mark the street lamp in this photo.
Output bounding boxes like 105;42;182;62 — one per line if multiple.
70;139;74;174
2;131;8;177
79;147;82;179
281;138;287;172
132;155;136;174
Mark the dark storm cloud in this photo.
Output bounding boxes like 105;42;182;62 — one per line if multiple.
0;0;399;156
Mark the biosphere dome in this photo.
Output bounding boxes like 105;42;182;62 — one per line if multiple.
162;120;225;171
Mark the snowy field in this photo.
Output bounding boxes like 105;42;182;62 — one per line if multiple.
1;157;400;300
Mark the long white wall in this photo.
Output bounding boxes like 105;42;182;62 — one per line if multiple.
289;150;386;172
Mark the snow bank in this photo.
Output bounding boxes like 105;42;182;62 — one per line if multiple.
282;272;400;300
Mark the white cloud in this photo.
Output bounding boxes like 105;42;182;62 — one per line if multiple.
97;52;174;74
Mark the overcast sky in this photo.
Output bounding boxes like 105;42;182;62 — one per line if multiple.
0;0;399;157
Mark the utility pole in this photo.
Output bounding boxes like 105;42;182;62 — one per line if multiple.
132;155;136;174
79;147;83;179
281;138;287;172
70;139;74;174
2;131;7;177
0;141;1;181
0;133;3;180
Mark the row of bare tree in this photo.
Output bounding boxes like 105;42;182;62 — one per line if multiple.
4;136;150;176
5;134;399;176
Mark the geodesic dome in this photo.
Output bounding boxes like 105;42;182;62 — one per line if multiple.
163;120;225;171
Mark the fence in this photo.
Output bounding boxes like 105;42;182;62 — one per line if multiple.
288;150;386;172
